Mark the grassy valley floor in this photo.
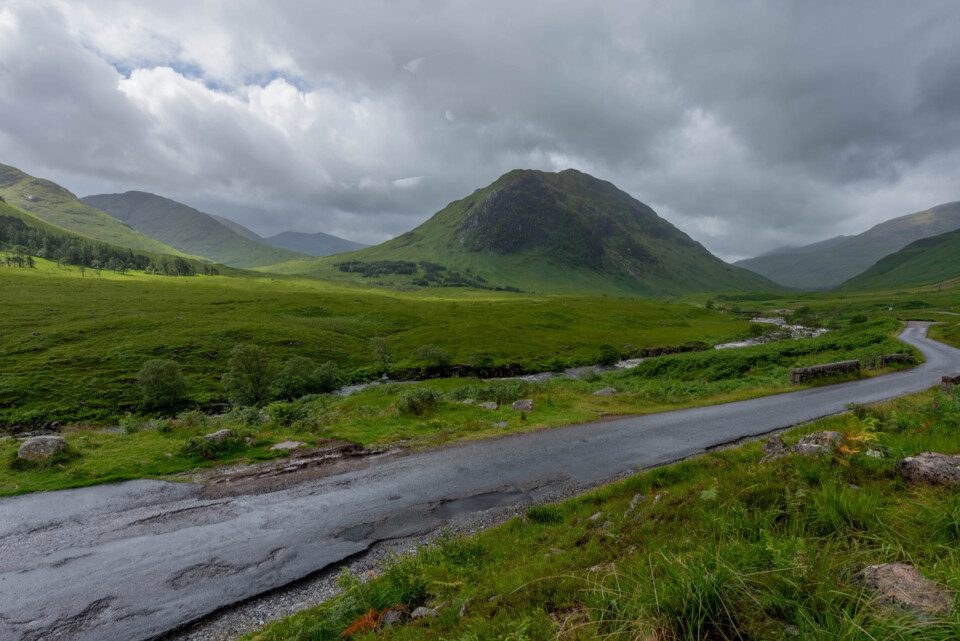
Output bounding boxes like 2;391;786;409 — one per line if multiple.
246;389;960;641
1;317;916;495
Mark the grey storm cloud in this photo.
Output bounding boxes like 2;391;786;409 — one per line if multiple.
0;0;958;257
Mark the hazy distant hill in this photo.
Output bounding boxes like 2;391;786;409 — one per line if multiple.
265;168;778;296
207;214;262;242
735;202;960;290
841;227;960;291
264;230;367;256
0;163;183;256
81;192;306;268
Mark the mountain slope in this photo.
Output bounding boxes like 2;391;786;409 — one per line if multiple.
840;228;960;291
735;202;960;290
264;231;367;256
80;192;306;268
0;163;184;255
0;196;221;276
265;169;778;296
208;214;262;242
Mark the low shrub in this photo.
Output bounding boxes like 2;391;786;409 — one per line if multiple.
416;344;451;368
274;356;342;400
396;388;442;416
181;431;246;460
267;400;309;427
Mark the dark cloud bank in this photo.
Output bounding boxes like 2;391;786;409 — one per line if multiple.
0;0;958;258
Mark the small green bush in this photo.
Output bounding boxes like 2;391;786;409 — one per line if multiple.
596;344;621;366
526;505;564;524
176;409;208;430
223;344;275;407
396;388;443;416
181;431;246;460
137;359;187;411
274;356;342;399
416;344;451;368
849;314;869;325
119;413;143;434
267;400;308;427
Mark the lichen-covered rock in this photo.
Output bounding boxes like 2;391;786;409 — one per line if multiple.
410;606;438;619
512;399;533;411
856;563;953;617
593;387;617;396
895;452;960;486
203;429;235;443
792;431;842;456
269;440;305;451
760;435;790;462
478;401;498;410
17;435;68;463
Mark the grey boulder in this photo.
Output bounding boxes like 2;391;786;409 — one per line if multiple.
17;435;68;463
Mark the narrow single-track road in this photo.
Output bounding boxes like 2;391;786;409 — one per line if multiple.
2;322;959;641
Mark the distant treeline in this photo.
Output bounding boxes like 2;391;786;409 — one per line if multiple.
0;215;218;276
336;259;521;292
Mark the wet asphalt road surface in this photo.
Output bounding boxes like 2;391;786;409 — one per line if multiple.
1;322;958;641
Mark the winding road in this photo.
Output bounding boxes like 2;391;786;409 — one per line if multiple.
2;322;959;641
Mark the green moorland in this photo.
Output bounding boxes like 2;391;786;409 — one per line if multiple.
0;313;917;495
0;256;755;427
246;389;960;641
0;162;186;255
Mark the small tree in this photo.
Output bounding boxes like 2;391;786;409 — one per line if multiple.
274;356;342;399
370;337;392;373
138;359;187;411
223;344;274;406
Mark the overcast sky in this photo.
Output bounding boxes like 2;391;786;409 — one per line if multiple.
1;1;958;259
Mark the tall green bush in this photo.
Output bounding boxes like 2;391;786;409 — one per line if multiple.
137;359;187;410
223;344;274;406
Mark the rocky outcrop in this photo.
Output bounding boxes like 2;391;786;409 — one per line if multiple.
17;435;68;463
761;431;842;462
942;374;960;393
856;563;953;617
203;429;235;443
790;360;860;384
895;452;960;486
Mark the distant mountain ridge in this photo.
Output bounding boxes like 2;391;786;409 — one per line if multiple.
80;192;305;268
841;227;960;291
0;163;184;256
263;230;367;256
264;168;779;296
736;202;960;290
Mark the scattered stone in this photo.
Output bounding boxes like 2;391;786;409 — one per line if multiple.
41;420;63;432
624;493;646;516
784;624;800;636
895;452;960;486
652;491;667;504
17;435;68;463
512;399;533;411
548;547;565;555
856;563;953;617
492;421;509;428
865;449;883;459
478;401;498;410
244;436;254;446
588;562;615;573
588;511;604;523
460;399;475;405
760;435;791;462
458;599;471;619
792;431;842;457
380;608;406;627
204;429;235;443
269;441;306;451
164;452;173;459
410;606;438;620
593;387;617;396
